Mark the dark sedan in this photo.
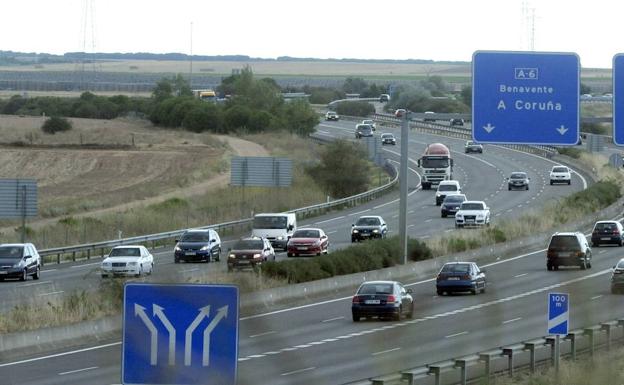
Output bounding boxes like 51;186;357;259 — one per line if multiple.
436;262;486;295
351;216;387;242
381;133;396;145
227;237;275;271
441;194;466;218
352;281;414;321
611;258;624;293
507;171;530;190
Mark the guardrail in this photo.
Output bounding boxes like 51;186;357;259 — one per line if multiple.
346;317;624;385
39;151;399;264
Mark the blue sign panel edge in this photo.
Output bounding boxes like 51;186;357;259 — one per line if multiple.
613;54;624;146
472;50;580;146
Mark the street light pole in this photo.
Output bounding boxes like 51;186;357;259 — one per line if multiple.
398;111;409;264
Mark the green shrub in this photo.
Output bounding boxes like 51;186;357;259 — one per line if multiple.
335;101;375;117
41;116;72;134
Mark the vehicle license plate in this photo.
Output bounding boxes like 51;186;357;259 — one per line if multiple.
238;260;250;265
297;247;308;251
365;300;380;305
361;233;370;237
602;237;611;241
448;277;460;280
466;219;475;223
185;252;196;256
0;271;7;275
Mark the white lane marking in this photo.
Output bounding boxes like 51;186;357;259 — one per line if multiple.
591;295;603;300
44;269;58;272
502;317;523;324
180;268;199;273
281;367;316;376
408;210;415;214
350;209;371;216
315;216;345;225
316;132;334;137
317;130;330;134
321;316;344;323
0;342;122;368
392;214;399;218
425;219;432;223
38;291;64;297
249;331;275;338
599;250;607;254
445;331;469;339
58;366;98;376
70;262;101;268
326;231;337;235
445;229;453;233
372;347;401;356
19;280;51;287
514;273;528;278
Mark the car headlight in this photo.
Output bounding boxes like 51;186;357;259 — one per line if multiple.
253;253;262;259
372;229;379;233
128;262;138;266
174;246;182;252
228;254;236;259
200;245;210;251
12;262;22;268
477;215;484;219
102;262;111;267
277;236;284;240
352;229;359;234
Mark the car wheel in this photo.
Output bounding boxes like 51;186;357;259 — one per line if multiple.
481;286;486;294
441;213;446;218
550;180;554;185
20;268;27;281
148;263;154;275
554;264;559;271
547;263;553;271
471;288;477;295
587;261;592;269
352;313;360;322
394;307;402;321
437;289;443;296
568;180;571;185
33;265;41;280
592;242;598;247
174;257;180;264
580;260;587;270
508;186;511;191
135;265;143;278
612;286;618;294
287;253;293;258
101;274;109;278
526;185;529;191
407;305;414;319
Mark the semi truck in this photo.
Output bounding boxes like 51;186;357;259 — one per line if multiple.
193;89;217;102
417;143;453;190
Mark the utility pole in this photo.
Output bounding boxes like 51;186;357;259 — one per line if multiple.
398;111;410;264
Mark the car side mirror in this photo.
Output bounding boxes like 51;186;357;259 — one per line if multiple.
288;225;294;231
227;247;232;252
175;239;179;243
351;224;355;227
406;288;413;294
210;239;216;243
321;235;327;239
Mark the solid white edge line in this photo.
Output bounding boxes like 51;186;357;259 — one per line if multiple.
372;347;401;356
58;366;98;376
0;342;121;368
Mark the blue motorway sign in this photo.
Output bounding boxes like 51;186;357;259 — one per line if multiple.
122;283;239;385
472;51;580;145
547;292;569;335
613;54;624;145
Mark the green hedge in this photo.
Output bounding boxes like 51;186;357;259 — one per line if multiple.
261;237;432;283
562;180;621;212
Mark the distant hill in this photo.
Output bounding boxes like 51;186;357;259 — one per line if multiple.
0;50;469;66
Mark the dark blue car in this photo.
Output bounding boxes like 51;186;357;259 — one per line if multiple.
352;281;414;321
174;229;222;263
436;262;486;295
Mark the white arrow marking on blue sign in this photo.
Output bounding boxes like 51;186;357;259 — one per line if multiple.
185;305;211;366
483;123;495;133
135;304;158;366
202;305;229;367
556;125;569;135
153;305;176;366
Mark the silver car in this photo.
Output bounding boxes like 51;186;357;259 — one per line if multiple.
611;258;624;293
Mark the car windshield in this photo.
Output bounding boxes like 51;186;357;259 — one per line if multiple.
466;141;474;145
441;263;471;273
552;167;568;173
438;185;458;192
233;240;264;250
180;232;210;242
510;173;526;179
293;230;320;238
549;235;579;250
461;203;484;210
0;246;23;259
357;125;372;132
595;223;617;231
356;217;381;226
253;216;287;229
617;261;624;269
358;283;393;295
443;195;465;203
421;158;449;168
109;248;141;257
362;120;373;124
381;134;393;139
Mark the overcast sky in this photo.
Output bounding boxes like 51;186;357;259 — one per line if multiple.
2;0;622;68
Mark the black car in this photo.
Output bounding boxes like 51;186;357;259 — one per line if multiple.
507;172;530;190
436;262;486;295
351;216;387;242
464;140;483;153
0;243;42;281
591;221;624;247
450;118;464;126
174;229;222;263
441;194;467;218
547;232;592;270
227;237;275;271
381;133;396;145
352;280;414;321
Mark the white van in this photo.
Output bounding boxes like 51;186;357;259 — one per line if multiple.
251;213;297;250
435;180;462;206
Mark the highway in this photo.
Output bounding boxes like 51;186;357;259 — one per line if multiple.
0;119;596;384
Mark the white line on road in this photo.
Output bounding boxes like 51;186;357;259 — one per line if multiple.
372;347;401;356
19;280;51;287
249;331;276;338
591;295;603;300
326;230;337;235
350;209;371;216
180;268;199;273
281;367;316;376
445;229;453;233
70;262;101;268
321;316;345;323
514;273;528;278
315;216;345;225
445;331;469;339
58;366;98;376
425;219;432;223
0;342;122;368
38;291;64;297
502;317;523;324
392;214;399;218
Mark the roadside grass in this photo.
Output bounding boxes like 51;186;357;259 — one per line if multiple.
491;347;624;385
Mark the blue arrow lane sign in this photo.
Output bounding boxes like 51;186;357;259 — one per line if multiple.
472;51;580;145
613;54;624;145
547;292;569;335
122;283;239;385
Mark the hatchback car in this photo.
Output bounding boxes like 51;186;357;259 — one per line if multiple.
101;245;154;278
611;258;624;293
441;193;467;218
351;280;414;321
381;133;396;145
379;94;390;102
325;111;339;121
546;232;592;270
0;243;42;281
286;228;329;257
549;165;571;185
450;118;465;126
174;229;222;263
436;262;486;295
591;221;624;247
464;140;484;154
351;216;388;242
361;119;376;131
227;237;275;271
355;124;374;139
435;180;462;205
507;172;530;190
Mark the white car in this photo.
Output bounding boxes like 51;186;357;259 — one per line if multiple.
361;119;376;131
549;165;571;185
101;245;154;278
455;201;490;228
435;180;462;206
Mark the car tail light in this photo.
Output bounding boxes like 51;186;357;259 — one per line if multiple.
614;230;621;235
386;295;396;304
547;250;556;258
352;296;361;304
462;274;470;280
614;270;623;275
436;274;441;281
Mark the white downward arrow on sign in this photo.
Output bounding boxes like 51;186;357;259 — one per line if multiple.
483;123;495;133
556;125;568;135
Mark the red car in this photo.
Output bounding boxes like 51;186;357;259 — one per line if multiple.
286;228;329;257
